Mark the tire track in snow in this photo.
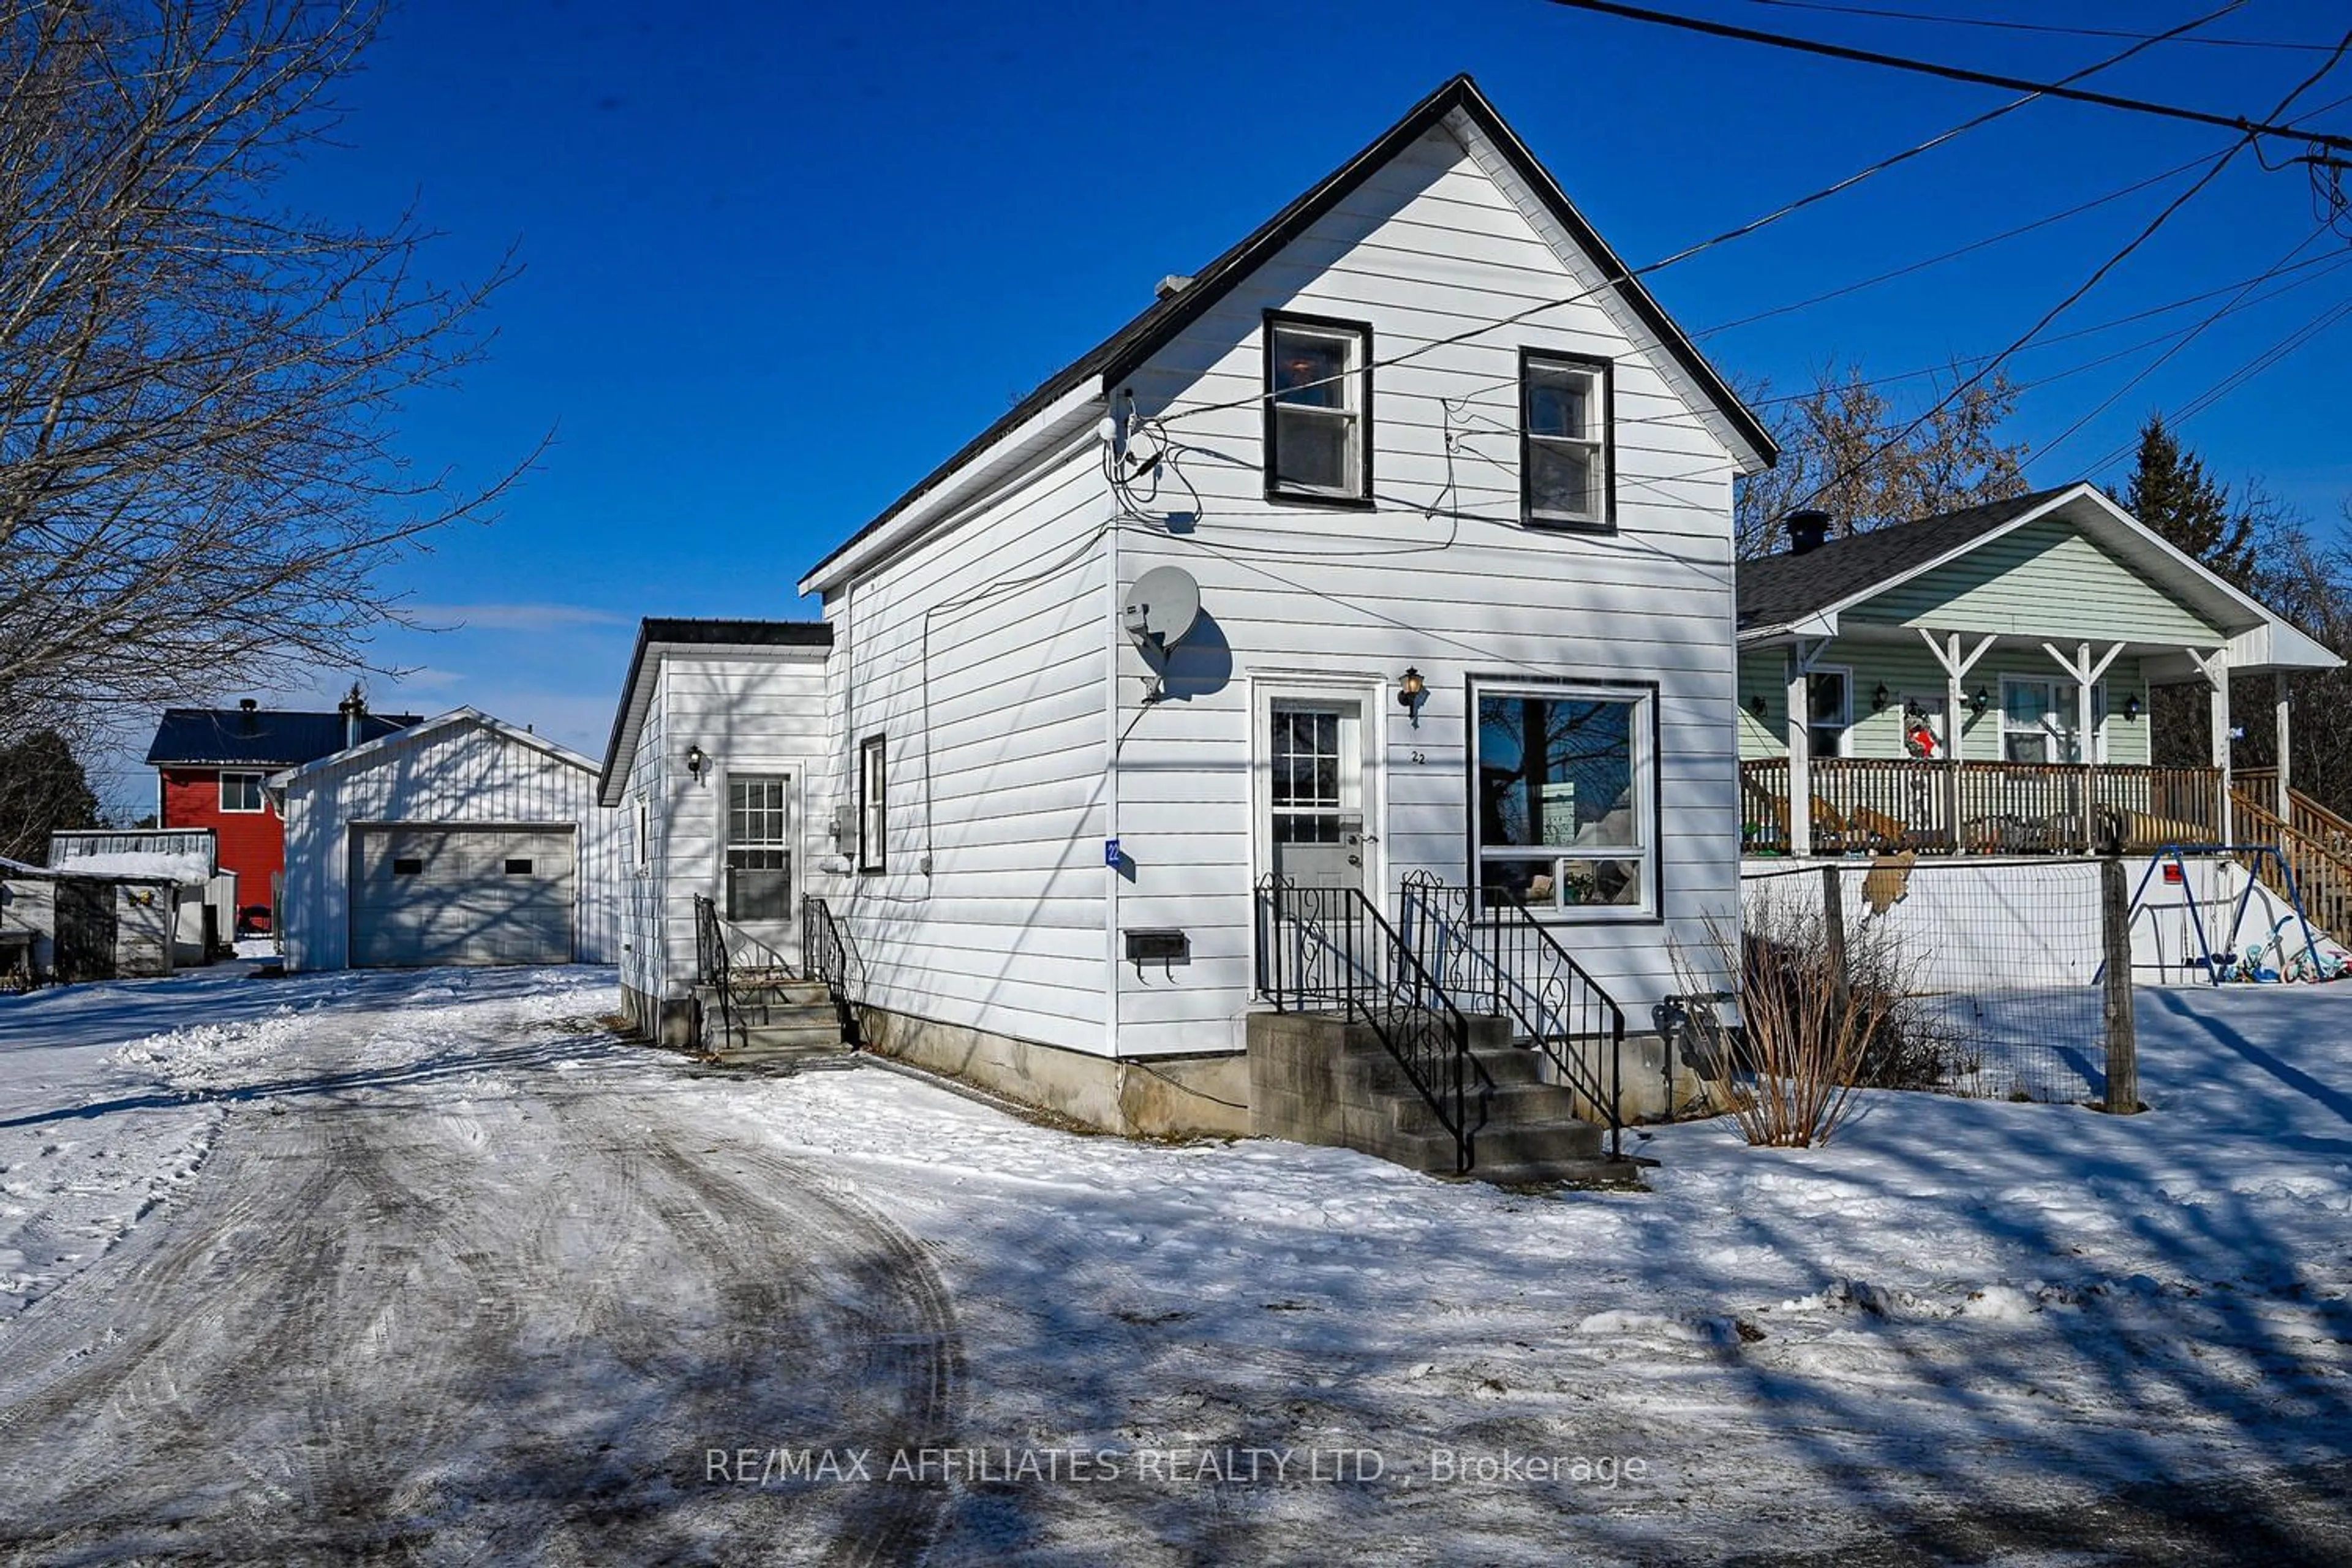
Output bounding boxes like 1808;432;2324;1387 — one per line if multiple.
0;973;968;1565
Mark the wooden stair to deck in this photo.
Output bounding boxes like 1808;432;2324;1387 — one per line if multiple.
2230;783;2352;939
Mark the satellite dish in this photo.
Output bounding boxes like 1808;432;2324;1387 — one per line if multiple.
1123;566;1200;652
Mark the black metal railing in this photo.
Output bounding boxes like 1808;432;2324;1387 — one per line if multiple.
799;894;862;1047
1253;876;1490;1174
802;894;848;996
691;893;734;1052
1398;872;1627;1161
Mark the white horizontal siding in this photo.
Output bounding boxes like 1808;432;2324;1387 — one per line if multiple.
816;442;1113;1058
280;717;625;972
1104;120;1744;1054
652;650;832;990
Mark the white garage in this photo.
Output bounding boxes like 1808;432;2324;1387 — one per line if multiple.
274;709;624;973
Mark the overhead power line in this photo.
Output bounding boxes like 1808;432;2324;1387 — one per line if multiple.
1732;0;2347;54
1695;146;2226;337
1774;26;2352;522
1539;0;2352;156
1148;2;2245;434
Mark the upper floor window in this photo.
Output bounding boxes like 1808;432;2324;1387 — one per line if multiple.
1264;312;1371;504
219;771;265;813
1521;350;1613;530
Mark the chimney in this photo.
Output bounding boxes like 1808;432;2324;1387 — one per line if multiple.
237;697;259;734
1154;274;1194;301
337;682;366;750
1787;510;1833;556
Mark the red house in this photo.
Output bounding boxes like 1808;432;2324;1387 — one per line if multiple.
145;697;419;932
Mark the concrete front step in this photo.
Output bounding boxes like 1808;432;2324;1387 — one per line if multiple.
1384;1115;1604;1170
724;1020;848;1050
708;1042;859;1074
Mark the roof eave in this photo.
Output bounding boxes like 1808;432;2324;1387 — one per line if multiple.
797;382;1102;597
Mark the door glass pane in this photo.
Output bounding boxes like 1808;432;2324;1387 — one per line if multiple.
1270;703;1351;841
725;774;791;919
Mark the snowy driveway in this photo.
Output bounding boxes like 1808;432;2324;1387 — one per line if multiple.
0;967;957;1563
2;965;2350;1564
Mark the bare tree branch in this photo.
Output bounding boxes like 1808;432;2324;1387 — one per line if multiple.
0;0;537;742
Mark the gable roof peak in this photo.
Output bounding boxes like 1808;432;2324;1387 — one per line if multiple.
799;72;1771;595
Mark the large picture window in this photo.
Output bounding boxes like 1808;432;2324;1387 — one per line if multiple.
1471;683;1655;916
725;774;792;922
1521;350;1613;529
1264;312;1371;503
858;735;887;874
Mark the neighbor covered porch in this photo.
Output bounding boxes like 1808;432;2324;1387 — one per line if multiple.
1734;484;2341;859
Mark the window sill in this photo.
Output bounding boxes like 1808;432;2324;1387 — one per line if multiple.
1265;484;1377;511
1522;513;1616;534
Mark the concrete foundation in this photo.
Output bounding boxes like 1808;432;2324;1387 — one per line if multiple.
855;1006;1252;1139
622;983;699;1051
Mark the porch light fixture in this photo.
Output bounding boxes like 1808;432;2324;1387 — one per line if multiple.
1748;695;1768;720
1969;687;1991;719
685;744;707;780
1872;682;1890;711
2124;695;2142;721
1397;667;1427;727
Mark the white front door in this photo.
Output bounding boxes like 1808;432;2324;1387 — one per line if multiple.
1266;697;1367;892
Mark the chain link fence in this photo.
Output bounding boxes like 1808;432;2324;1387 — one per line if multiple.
1740;858;2131;1106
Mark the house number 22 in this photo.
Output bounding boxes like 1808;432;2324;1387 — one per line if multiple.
1409;750;1426;764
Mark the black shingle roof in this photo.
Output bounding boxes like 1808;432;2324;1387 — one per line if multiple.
145;707;421;767
598;617;833;793
1736;486;2079;633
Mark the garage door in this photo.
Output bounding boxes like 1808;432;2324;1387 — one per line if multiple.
349;826;576;968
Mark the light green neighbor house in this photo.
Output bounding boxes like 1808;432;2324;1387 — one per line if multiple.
1735;481;2342;863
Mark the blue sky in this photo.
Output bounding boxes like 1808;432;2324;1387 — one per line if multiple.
97;0;2352;809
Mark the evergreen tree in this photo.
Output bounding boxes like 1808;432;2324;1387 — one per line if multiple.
0;729;101;864
2113;413;2258;588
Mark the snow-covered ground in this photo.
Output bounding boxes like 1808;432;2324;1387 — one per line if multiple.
0;964;2346;1562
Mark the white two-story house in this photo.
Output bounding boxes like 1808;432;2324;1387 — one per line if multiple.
600;75;1776;1152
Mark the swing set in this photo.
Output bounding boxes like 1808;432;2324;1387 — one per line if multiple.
2127;844;2337;984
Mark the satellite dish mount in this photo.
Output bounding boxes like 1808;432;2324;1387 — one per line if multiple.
1122;566;1202;701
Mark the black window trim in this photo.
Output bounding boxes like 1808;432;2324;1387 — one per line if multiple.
857;733;887;875
1518;347;1617;533
1262;309;1376;510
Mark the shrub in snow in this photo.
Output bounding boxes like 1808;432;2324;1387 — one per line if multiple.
1676;893;1929;1148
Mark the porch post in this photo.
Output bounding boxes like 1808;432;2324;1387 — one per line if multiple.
2043;639;2123;854
1945;646;1964;854
1785;645;1812;858
1921;628;1996;856
2079;646;2097;853
2209;650;2233;845
2275;677;2293;817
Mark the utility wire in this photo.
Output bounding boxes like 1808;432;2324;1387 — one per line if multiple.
1145;2;2245;435
1695;147;2226;337
2079;293;2352;475
1732;0;2345;54
1774;28;2352;524
2032;222;2334;463
1539;0;2352;155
